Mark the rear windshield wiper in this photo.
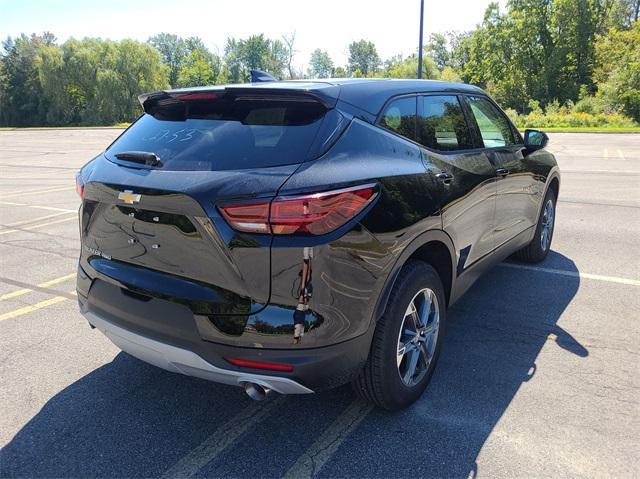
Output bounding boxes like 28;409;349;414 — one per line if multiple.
114;151;162;167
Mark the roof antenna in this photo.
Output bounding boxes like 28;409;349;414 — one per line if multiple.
250;70;277;83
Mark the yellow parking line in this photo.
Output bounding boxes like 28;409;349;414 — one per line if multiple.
0;273;76;301
0;185;72;199
617;149;626;160
0;215;77;235
3;211;73;228
604;148;608;160
0;293;75;322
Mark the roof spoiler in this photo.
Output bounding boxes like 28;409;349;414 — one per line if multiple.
138;84;340;115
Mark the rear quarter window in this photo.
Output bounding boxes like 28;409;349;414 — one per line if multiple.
378;96;417;142
105;98;328;171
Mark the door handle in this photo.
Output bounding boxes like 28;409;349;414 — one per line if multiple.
496;168;509;177
436;171;454;184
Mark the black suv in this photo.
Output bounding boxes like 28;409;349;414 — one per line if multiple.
76;78;559;410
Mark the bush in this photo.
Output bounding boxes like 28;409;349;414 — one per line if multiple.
509;96;638;129
573;95;604;114
504;108;519;126
515;110;637;128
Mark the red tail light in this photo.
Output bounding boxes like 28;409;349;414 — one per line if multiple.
270;184;378;235
75;173;84;199
225;357;294;372
218;183;378;236
217;200;270;234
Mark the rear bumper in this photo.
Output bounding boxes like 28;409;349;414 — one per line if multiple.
84;310;313;394
78;274;374;392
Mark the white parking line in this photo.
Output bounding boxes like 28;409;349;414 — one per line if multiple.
0;215;77;236
2;211;72;228
282;399;373;479
161;397;284;478
499;263;640;287
0;185;72;199
0;200;76;213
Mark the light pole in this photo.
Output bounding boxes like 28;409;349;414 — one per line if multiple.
418;0;424;79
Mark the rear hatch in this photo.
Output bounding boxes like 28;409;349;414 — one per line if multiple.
79;84;346;317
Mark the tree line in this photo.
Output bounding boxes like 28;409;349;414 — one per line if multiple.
0;0;637;127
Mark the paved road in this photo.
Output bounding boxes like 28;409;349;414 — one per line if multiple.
0;131;638;478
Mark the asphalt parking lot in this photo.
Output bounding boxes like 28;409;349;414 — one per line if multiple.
0;130;638;478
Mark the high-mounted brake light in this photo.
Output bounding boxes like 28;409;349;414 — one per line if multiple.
225;357;294;372
174;92;222;101
75;173;84;199
218;184;378;236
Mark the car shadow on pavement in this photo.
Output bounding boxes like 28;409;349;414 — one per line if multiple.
1;252;586;478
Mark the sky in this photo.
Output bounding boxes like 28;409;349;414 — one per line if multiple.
0;0;506;71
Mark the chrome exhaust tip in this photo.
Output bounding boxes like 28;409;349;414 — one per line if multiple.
244;382;271;401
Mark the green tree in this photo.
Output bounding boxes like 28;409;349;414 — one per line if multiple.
549;0;600;100
1;33;55;126
333;66;348;78
266;39;288;78
308;49;334;78
382;53;439;79
149;33;187;87
282;32;297;79
601;0;640;30
37;38;107;124
448;31;473;81
440;66;462;82
427;33;449;70
0;56;8;125
457;0;603;111
177;49;216;87
224;34;286;82
76;39;168;125
175;37;221;87
595;21;640;120
347;39;380;76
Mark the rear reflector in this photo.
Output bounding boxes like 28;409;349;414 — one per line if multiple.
75;173;84;199
218;183;378;235
225;357;294;372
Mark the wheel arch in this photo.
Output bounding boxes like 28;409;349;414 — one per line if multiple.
535;167;561;221
372;229;456;324
548;173;560;200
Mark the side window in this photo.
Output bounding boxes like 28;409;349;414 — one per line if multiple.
467;96;517;148
418;95;473;151
379;96;417;142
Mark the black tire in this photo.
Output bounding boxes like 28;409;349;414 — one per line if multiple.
514;188;557;263
352;260;446;411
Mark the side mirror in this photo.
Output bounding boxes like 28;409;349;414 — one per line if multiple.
524;129;548;151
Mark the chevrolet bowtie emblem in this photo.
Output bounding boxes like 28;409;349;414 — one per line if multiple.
118;190;141;204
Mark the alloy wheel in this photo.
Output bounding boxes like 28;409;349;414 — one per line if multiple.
540;198;555;251
396;287;440;387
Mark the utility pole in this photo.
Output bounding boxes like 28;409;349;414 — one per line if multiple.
418;0;424;79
